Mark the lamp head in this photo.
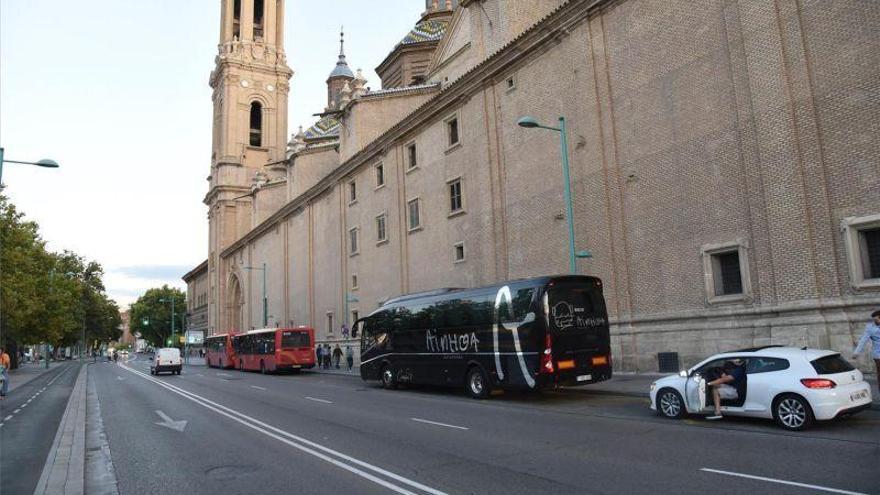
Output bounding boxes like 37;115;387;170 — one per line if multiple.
36;159;60;168
517;116;541;128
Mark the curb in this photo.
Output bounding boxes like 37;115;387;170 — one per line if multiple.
33;364;88;495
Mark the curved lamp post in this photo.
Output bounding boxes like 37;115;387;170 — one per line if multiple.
0;147;60;188
517;116;592;274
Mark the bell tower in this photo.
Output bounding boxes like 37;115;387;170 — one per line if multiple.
206;0;293;334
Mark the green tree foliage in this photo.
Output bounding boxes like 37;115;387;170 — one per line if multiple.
0;196;121;349
129;286;185;347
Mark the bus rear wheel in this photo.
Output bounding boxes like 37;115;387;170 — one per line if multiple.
381;365;397;390
466;366;490;400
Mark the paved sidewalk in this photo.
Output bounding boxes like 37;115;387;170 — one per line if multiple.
306;365;880;408
6;361;63;394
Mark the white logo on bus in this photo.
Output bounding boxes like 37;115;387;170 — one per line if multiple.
493;286;536;388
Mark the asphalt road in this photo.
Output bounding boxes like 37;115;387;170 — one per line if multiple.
0;362;79;494
92;354;879;495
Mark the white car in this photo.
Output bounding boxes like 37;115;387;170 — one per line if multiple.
650;346;872;430
150;348;182;376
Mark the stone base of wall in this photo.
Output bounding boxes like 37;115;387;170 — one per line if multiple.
611;296;880;376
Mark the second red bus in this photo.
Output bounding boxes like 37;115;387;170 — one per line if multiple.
232;327;316;373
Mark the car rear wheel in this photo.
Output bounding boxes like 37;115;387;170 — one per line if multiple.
465;366;490;400
381;364;397;390
774;394;814;431
657;388;686;419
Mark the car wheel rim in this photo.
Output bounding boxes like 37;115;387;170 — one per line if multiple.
470;372;484;395
660;392;681;417
779;398;806;428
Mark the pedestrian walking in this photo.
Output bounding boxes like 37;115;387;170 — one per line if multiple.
316;344;324;368
853;309;880;395
324;344;332;369
332;344;343;369
345;345;354;372
0;347;11;400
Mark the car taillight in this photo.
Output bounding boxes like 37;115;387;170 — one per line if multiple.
592;355;608;366
540;333;554;374
801;378;836;389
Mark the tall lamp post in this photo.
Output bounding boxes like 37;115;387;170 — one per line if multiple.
159;296;176;349
0;147;60;188
517;116;591;273
244;263;267;328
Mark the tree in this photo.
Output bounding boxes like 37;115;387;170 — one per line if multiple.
129;286;185;347
1;196;122;356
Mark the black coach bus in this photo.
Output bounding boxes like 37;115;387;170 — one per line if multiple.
352;275;611;398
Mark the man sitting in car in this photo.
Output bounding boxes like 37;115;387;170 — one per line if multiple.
706;359;745;420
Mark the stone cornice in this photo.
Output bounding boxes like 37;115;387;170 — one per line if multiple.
182;260;209;282
221;0;609;259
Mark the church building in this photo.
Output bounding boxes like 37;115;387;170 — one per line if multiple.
185;0;880;373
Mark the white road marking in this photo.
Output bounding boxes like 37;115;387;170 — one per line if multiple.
250;385;267;391
119;364;445;495
410;418;469;430
20;403;27;409
700;468;868;495
4;415;12;421
305;396;332;404
13;409;20;414
154;410;188;432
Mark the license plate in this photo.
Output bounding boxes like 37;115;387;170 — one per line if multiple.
850;390;867;401
576;374;592;382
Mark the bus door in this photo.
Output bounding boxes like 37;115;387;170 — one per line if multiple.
545;282;611;383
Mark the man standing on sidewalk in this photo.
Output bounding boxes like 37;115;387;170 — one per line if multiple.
853;310;880;395
0;346;11;399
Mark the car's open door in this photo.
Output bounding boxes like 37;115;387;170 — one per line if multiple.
684;372;707;413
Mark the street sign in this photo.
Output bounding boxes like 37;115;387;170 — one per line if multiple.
185;331;204;345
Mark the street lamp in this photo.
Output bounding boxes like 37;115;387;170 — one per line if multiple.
159;296;176;349
0;147;60;188
244;263;267;328
517;116;592;274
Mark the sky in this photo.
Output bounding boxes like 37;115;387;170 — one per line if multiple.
0;0;424;308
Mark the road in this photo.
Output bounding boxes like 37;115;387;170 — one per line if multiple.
0;362;79;494
90;354;878;495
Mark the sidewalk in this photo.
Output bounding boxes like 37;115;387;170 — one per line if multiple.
6;361;63;394
306;365;880;408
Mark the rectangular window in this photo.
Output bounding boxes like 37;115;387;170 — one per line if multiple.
349;227;359;255
375;163;385;187
447;117;459;147
859;228;880;279
448;178;462;213
351;274;358;290
406;143;417;170
376;214;387;242
407;199;421;231
712;251;743;296
348;180;357;204
352;310;359;324
454;242;465;262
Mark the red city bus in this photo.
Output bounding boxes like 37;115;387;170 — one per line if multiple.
232;327;316;373
205;333;236;369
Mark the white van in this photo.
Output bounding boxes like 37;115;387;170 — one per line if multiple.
150;348;182;375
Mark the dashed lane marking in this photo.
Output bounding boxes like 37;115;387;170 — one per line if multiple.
250;385;267;391
4;415;12;421
305;396;332;404
410;418;469;430
700;468;867;495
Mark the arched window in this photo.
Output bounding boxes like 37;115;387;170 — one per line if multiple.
249;102;263;147
253;0;264;39
233;0;241;38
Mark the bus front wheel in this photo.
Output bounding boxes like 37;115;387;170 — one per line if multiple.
381;365;397;390
466;366;490;399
